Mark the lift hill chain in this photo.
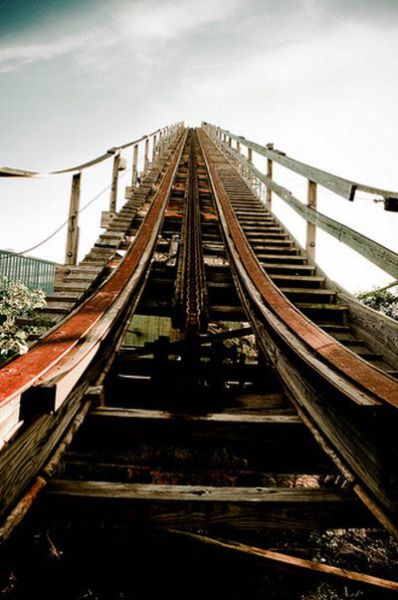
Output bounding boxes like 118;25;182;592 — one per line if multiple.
1;124;398;595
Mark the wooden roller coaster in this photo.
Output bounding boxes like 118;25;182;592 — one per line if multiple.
1;123;398;596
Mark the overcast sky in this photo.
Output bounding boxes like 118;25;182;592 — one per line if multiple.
1;0;398;293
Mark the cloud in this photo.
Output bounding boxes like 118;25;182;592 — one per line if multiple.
113;0;244;43
0;0;245;74
0;37;81;72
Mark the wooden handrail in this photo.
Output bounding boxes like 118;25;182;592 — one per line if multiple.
204;124;398;278
0;129;187;416
0;122;184;267
205;123;398;206
199;128;398;409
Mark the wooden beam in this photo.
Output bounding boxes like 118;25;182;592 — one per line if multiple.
266;143;274;210
120;325;253;356
0;399;91;544
65;172;81;266
132;144;139;186
152;134;157;162
169;531;398;592
223;143;398;280
88;406;301;425
144;137;149;173
306;180;317;261
43;481;372;529
109;152;120;212
211;124;398;202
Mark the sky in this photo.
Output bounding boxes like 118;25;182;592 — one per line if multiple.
1;0;398;293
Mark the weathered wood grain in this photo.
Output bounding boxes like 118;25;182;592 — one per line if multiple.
223;143;398;279
43;481;372;530
208;123;398;201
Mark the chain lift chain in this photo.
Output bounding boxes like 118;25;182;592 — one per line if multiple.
173;130;208;335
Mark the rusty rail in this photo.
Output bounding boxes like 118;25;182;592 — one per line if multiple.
198;129;398;409
198;127;398;535
0;130;187;424
1;122;184;266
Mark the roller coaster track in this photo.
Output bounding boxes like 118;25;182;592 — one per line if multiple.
1;125;398;594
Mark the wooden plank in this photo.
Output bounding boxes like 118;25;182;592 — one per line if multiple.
0;131;188;418
0;399;90;543
64;173;81;266
210;124;398;201
241;296;398;534
199;132;398;408
89;406;302;425
120;325;253;356
63;458;333;484
78;410;320;460
306;180;317;261
225;144;398;279
171;531;398;592
339;291;398;370
0;263;140;528
0;391;83;522
43;481;372;529
45;482;347;502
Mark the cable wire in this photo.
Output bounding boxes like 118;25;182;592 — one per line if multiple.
0;165;133;260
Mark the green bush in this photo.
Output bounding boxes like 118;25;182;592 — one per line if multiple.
357;287;398;320
0;276;46;361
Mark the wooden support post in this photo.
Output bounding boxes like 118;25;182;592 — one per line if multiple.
152;134;157;163
247;147;253;187
306;180;317;262
65;172;81;266
266;143;274;210
132;144;139;186
236;141;242;174
109;152;120;213
228;136;232;147
166;127;171;150
144;137;149;173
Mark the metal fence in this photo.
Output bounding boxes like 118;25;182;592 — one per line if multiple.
0;250;56;295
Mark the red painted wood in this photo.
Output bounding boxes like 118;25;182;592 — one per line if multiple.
0;133;186;410
200;132;398;409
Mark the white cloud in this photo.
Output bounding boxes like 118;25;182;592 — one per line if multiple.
113;0;244;43
0;0;245;74
0;35;93;73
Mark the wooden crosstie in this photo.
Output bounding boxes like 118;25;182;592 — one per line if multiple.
1;123;398;593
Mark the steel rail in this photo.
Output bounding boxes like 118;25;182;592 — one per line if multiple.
0;122;183;178
198;131;398;408
207;123;398;203
0;130;188;417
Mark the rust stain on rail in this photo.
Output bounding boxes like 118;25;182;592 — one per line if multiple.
0;132;187;410
199;131;398;409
